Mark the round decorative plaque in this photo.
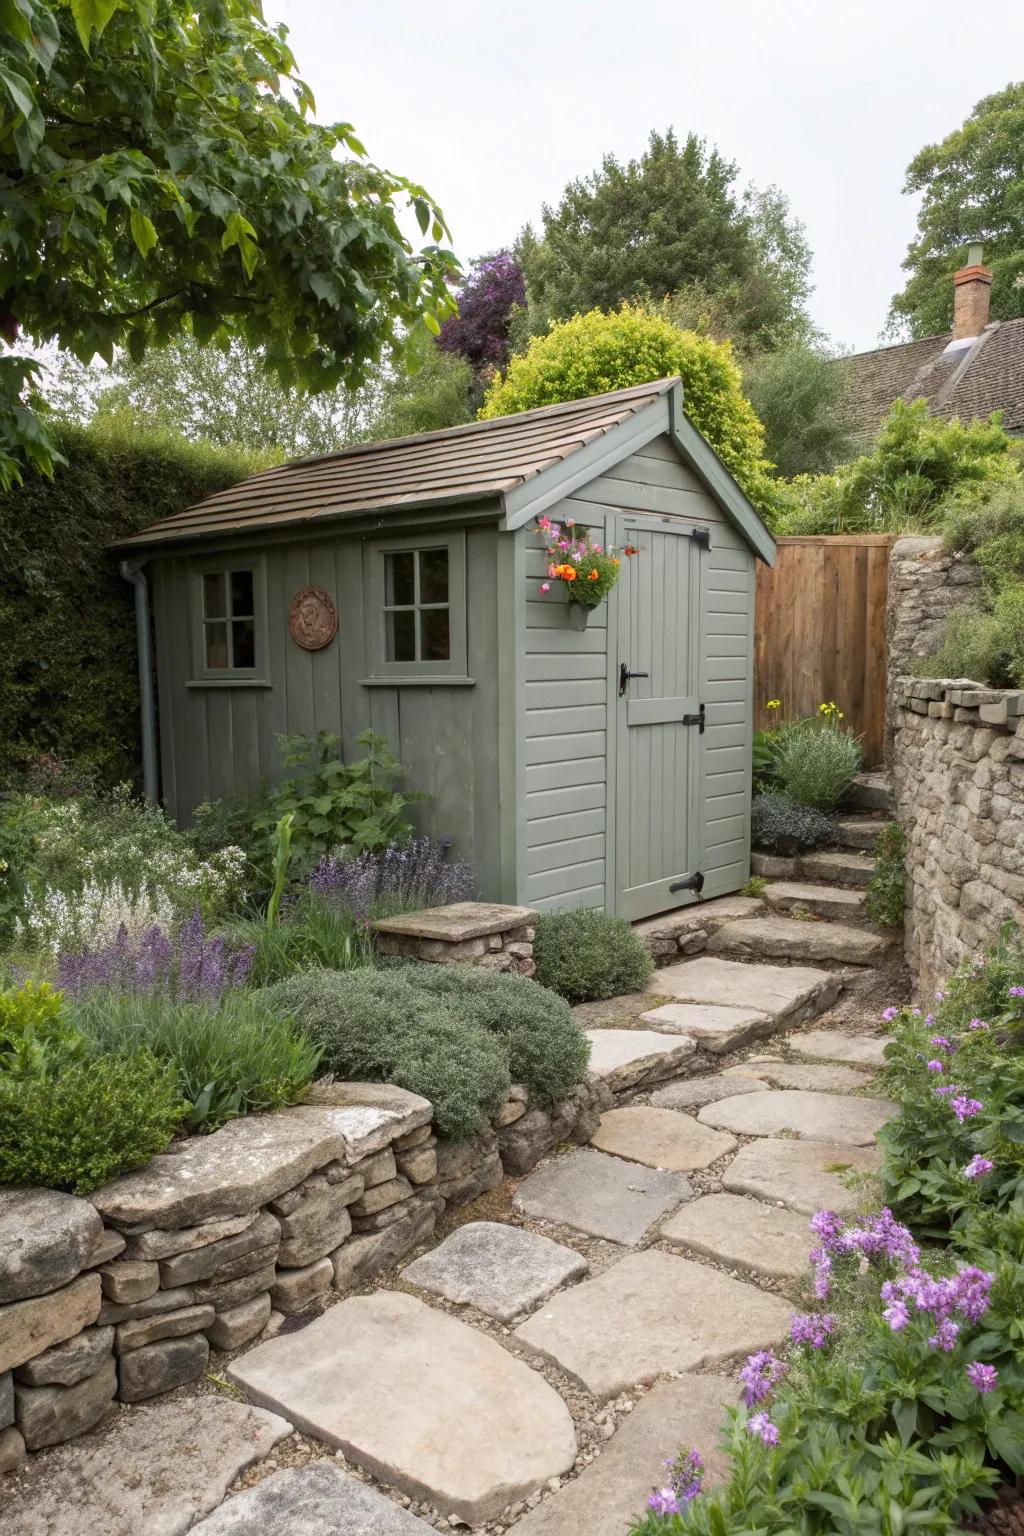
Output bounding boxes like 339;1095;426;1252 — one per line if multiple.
288;585;338;651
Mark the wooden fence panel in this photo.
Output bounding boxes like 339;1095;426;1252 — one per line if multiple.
754;535;895;767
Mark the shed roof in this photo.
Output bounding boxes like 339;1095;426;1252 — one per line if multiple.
118;376;775;564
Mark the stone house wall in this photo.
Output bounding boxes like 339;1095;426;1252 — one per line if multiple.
891;680;1024;994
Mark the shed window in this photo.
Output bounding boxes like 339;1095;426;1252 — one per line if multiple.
202;568;257;670
365;532;469;683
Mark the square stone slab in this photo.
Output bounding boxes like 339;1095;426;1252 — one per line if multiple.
584;1030;697;1092
508;1374;738;1536
590;1107;737;1172
707;915;890;967
697;1089;895;1145
649;1075;764;1110
401;1222;587;1323
649;957;840;1022
0;1398;292;1536
787;1029;888;1068
191;1463;436;1534
373;902;536;942
660;1194;811;1281
513;1250;790;1401
733;1061;876;1092
513;1148;691;1245
761;881;866;921
639;1002;774;1054
227;1291;577;1525
722;1137;881;1215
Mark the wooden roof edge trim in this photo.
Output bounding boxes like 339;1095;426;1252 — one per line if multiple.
110;486;508;553
501;395;672;531
666;389;776;566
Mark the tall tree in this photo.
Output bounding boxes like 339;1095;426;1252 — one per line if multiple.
517;129;811;349
438;250;526;376
743;343;855;478
0;0;458;487
889;83;1024;338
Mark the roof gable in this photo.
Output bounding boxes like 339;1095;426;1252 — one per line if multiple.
118;377;774;563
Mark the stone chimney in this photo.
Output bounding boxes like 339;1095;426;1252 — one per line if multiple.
953;243;992;340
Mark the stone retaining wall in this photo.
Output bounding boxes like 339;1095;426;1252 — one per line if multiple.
373;901;537;977
0;1068;612;1471
892;679;1024;993
886;536;983;758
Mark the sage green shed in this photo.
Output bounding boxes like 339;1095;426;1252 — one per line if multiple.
119;377;775;921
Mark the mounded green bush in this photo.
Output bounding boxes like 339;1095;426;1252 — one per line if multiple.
771;720;862;811
398;963;590;1105
532;908;653;1004
750;792;837;853
0;1050;185;1194
262;968;511;1140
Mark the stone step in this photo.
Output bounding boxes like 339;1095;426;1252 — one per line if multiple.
706;914;891;967
583;1029;696;1093
722;1137;881;1215
846;772;891;813
835;814;889;852
785;1028;888;1068
632;895;765;966
761;879;867;921
590;1106;738;1172
697;1087;896;1146
646;956;842;1029
512;1147;691;1246
798;849;875;887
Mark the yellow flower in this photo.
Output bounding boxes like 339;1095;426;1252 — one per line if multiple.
766;699;781;710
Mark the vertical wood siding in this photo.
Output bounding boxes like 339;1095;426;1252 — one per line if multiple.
753;535;894;766
699;528;756;898
151;522;503;897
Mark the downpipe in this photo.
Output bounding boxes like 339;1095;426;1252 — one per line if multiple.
119;557;159;806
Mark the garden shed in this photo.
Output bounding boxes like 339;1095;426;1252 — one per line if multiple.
119;377;774;921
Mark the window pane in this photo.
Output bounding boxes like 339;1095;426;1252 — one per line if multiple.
386;609;416;662
420;547;449;604
385;551;415;606
420;608;450;661
204;621;229;669
230;569;254;617
203;573;226;618
232;618;255;669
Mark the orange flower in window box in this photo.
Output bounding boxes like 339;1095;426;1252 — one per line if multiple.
534;517;627;612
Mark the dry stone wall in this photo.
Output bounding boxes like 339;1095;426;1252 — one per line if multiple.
885;536;983;756
892;679;1024;993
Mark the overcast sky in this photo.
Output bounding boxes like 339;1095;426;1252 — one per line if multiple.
268;0;1021;355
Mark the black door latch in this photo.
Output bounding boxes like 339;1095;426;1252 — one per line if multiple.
669;870;705;898
682;703;706;733
619;662;650;696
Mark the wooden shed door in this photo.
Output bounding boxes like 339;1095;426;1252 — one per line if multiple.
612;518;704;921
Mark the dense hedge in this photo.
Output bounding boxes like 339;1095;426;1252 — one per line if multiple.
0;419;263;786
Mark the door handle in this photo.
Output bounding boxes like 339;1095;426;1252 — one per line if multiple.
619;662;650;697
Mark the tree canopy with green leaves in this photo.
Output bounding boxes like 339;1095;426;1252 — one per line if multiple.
0;0;459;487
517;129;811;352
742;342;855;479
480;304;777;518
889;83;1024;338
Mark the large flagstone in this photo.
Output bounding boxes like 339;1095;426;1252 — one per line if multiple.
227;1291;577;1525
638;1002;774;1054
190;1463;436;1534
590;1107;737;1172
512;1250;789;1401
722;1137;880;1215
401;1222;586;1322
698;1089;895;1145
584;1030;696;1092
660;1194;811;1281
786;1029;888;1068
512;1148;691;1245
649;956;840;1022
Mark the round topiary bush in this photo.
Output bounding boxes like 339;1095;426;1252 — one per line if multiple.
261;968;510;1140
402;963;590;1104
532;908;654;1004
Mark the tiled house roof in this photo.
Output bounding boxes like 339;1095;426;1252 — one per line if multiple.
843;318;1024;442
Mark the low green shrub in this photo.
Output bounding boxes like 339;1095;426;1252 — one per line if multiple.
920;587;1024;689
397;964;590;1106
532;909;653;1004
864;822;907;930
0;978;88;1077
70;990;320;1131
771;717;862;810
750;792;837;854
263;968;511;1140
0;1050;185;1194
227;895;373;986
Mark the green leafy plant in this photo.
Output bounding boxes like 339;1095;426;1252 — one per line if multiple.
532;908;654;1004
0;1050;186;1194
751;728;779;795
263;968;510;1140
265;813;294;929
750;792;837;854
0;978;90;1078
741;876;767;898
227;895;374;987
864;823;907;930
771;715;862;811
251;731;426;878
70;990;321;1132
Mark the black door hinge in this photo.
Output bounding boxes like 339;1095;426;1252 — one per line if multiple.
692;528;711;550
670;870;705;898
682;703;706;733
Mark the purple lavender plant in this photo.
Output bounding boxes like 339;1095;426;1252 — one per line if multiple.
308;837;474;920
57;908;253;1004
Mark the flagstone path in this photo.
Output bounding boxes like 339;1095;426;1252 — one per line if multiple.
2;829;908;1536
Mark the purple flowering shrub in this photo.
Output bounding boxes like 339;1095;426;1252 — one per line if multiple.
56;908;254;1004
308;836;475;921
878;921;1024;1230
